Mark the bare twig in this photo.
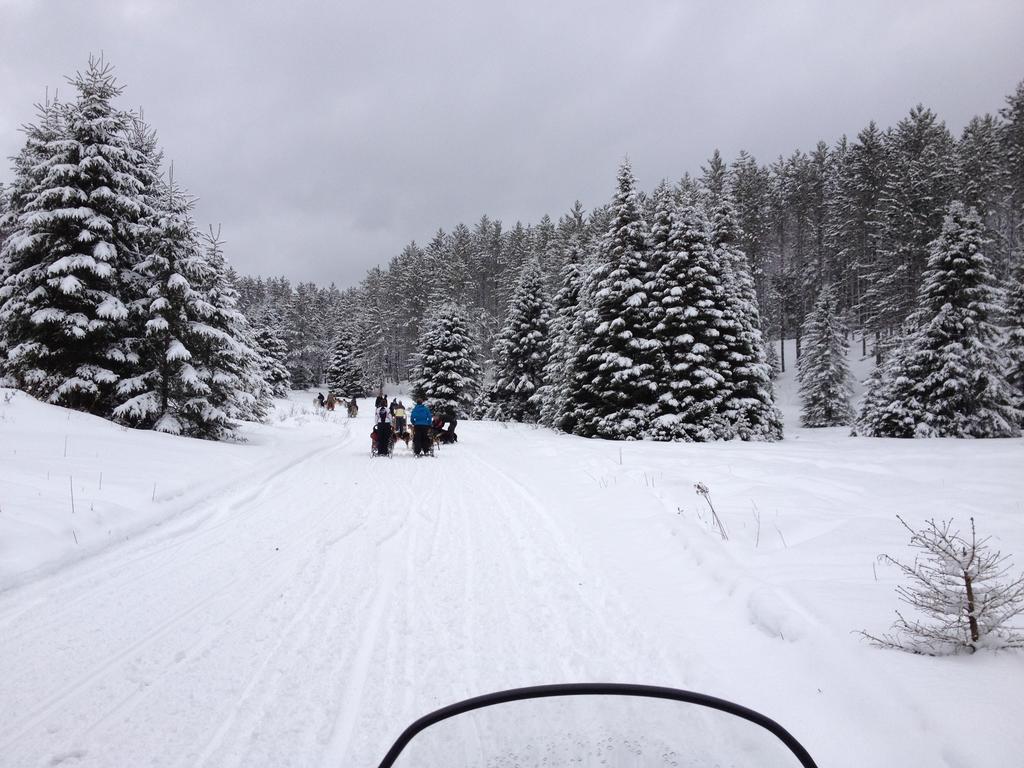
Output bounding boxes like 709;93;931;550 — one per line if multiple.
695;482;728;541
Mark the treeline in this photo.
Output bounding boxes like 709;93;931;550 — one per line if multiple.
0;57;280;440
234;206;603;389
238;79;1024;399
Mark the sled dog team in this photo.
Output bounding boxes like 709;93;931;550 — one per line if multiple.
311;391;457;457
368;395;457;458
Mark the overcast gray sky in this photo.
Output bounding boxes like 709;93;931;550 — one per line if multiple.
2;0;1023;288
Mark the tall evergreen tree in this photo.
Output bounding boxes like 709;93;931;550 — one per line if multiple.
565;160;661;439
710;197;784;441
646;183;728;441
410;304;481;421
957;114;1014;278
484;259;551;422
729;150;772;306
797;284;854;427
0;57;147;412
536;241;586;429
1000;81;1024;260
113;182;234;438
857;203;1019;438
252;319;292;399
196;226;270;424
325;331;363;398
869;106;955;335
830;122;888;351
1002;261;1024;421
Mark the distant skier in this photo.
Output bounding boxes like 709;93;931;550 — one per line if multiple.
410;398;433;456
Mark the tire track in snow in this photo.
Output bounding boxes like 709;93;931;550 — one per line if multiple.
0;429;354;651
0;434;360;766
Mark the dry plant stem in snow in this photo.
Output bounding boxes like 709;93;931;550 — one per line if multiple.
863;516;1024;655
695;482;728;541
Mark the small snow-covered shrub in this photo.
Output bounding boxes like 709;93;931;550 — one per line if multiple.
863;516;1024;655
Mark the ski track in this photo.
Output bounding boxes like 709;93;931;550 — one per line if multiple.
0;415;1008;767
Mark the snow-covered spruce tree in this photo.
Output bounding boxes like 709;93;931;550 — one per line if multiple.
1005;261;1024;421
196;226;272;425
853;333;920;437
484;259;551;422
646;183;728;441
251;313;292;399
551;259;599;434
114;182;235;438
410;304;482;421
869;105;956;334
0;58;148;413
858;202;1019;437
863;516;1024;655
282;282;323;389
535;246;585;429
797;284;854;427
709;197;783;441
565;160;661;439
764;339;781;381
326;331;363;398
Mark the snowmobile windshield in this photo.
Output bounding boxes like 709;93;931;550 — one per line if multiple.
377;684;818;768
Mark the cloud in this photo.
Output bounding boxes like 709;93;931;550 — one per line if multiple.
2;0;1023;287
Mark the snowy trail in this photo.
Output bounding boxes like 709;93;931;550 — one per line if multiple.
0;417;674;768
2;408;1022;767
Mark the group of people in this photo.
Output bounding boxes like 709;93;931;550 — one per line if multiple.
370;393;457;457
315;392;358;417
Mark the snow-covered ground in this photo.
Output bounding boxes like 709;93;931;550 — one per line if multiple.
1;342;1023;767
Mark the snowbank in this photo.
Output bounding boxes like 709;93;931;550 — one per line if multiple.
0;388;355;590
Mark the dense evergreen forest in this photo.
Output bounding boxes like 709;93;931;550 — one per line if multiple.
236;82;1024;388
2;57;1023;440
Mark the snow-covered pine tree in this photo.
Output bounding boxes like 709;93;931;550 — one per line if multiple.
252;315;292;399
709;196;784;441
797;284;854;427
196;226;272;425
484;259;551;422
114;180;236;438
326;330;363;399
646;183;728;441
554;260;600;434
863;516;1024;654
859;202;1019;437
957;114;1014;278
283;282;323;389
0;57;148;413
410;304;482;421
0;99;62;382
853;333;918;437
535;241;586;429
764;338;781;380
831;121;888;342
565;160;661;439
869;106;956;335
1005;261;1024;420
1000;81;1024;260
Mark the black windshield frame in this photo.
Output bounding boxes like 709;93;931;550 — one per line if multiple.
374;682;819;768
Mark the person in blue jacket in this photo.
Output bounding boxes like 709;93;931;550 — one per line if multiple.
409;398;433;456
